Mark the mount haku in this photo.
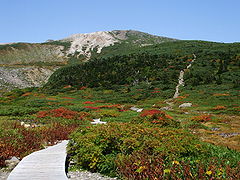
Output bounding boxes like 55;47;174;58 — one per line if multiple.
0;30;175;92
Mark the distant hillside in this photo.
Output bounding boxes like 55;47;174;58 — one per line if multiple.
0;30;175;91
45;40;240;90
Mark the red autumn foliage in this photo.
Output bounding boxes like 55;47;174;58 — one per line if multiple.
139;110;176;126
79;86;87;90
151;91;161;93
62;97;75;99
84;106;100;110
83;101;95;104
140;110;165;117
0;123;78;167
37;107;78;119
39;123;78;145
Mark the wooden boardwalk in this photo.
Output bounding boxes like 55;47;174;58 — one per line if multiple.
8;140;69;180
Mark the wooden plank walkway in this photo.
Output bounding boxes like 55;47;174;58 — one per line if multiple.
8;140;69;180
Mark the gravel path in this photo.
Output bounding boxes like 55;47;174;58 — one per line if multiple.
0;170;10;180
173;54;196;98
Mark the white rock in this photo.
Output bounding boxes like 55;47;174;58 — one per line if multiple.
8;156;19;162
91;121;107;125
24;124;31;128
91;118;107;124
136;108;143;112
5;156;20;170
160;106;172;111
179;103;192;108
93;118;101;122
130;107;143;112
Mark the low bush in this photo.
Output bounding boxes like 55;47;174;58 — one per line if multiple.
212;105;227;110
183;121;209;130
132;109;180;128
0;122;78;167
0;106;39;116
99;109;120;118
192;114;212;122
67;123;240;177
37;107;91;120
117;151;240;179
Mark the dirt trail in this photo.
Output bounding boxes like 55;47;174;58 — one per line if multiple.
173;54;196;98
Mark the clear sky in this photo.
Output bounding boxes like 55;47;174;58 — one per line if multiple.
0;0;240;43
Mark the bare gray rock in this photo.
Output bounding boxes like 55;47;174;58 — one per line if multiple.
0;66;58;91
179;103;192;108
130;107;143;112
5;157;20;171
0;170;10;180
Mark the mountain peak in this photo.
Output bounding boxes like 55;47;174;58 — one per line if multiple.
62;31;118;57
61;30;176;58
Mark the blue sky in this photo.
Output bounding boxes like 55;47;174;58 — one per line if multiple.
0;0;240;43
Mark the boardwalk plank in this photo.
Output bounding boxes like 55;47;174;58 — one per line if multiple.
8;140;68;180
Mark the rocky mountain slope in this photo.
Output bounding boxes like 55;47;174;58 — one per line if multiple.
62;30;176;58
0;30;175;92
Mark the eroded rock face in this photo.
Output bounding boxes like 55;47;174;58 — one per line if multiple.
0;66;58;91
63;31;119;58
0;44;65;65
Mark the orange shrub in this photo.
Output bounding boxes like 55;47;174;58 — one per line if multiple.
62;97;75;99
63;85;71;89
22;92;32;97
212;105;226;110
213;93;230;96
136;110;178;127
192;114;211;122
37;107;80;119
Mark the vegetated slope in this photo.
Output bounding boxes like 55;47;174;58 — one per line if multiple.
45;40;240;91
0;30;175;91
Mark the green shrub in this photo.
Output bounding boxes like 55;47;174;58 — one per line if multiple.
99;109;120;118
68;123;206;177
0;106;39;116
